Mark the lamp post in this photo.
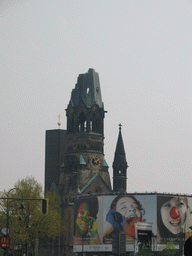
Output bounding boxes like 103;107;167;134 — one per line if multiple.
82;235;84;256
6;188;24;256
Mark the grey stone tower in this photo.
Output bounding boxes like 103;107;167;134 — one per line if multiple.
59;68;111;195
113;124;128;192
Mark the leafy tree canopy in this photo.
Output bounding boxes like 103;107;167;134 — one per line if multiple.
0;176;64;252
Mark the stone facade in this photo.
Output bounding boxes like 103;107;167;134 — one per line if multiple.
44;69;127;256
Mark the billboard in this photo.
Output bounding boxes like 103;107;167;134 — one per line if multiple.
73;194;157;252
103;195;156;252
73;196;103;246
73;196;106;252
157;195;192;243
73;194;192;252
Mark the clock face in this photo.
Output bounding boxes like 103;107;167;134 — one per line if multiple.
90;154;101;169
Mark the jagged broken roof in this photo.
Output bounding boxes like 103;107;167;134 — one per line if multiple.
69;68;104;109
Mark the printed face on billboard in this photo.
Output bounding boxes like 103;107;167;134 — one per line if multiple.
116;197;142;236
74;197;101;245
161;197;187;234
157;195;192;242
103;195;156;245
76;202;91;235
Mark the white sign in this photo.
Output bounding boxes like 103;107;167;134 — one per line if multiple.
135;222;153;231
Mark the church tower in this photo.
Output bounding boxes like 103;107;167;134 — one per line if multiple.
43;70;129;256
59;69;111;195
113;124;128;192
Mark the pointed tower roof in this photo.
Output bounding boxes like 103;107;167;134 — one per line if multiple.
113;124;128;192
69;68;104;109
113;124;127;167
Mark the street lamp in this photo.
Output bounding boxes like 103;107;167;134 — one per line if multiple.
6;188;24;256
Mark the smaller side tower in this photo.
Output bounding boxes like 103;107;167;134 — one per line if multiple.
113;124;128;192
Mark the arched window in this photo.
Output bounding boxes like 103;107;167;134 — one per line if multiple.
78;113;86;132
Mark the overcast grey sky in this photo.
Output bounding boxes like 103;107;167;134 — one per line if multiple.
0;0;192;194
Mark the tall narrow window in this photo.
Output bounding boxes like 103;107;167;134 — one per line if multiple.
78;113;86;132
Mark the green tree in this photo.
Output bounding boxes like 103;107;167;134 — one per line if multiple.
0;176;64;255
162;241;177;256
137;248;153;256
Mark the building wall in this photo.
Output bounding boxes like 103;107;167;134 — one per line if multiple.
45;129;66;192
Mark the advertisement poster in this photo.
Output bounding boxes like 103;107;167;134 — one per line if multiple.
73;196;112;252
73;196;103;246
73;194;192;252
103;194;157;249
157;195;192;243
73;195;157;252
